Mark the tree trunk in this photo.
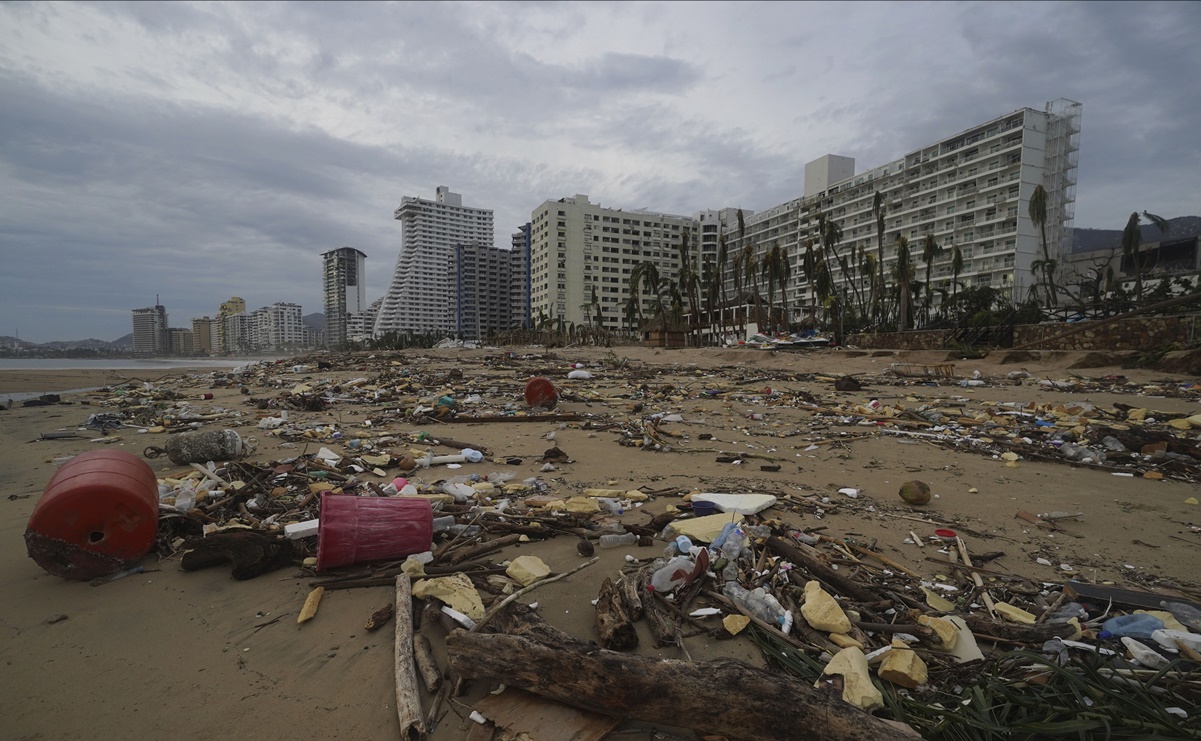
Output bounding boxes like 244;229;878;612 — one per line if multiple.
594;576;639;650
446;631;909;741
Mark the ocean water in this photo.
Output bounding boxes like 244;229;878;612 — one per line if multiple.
0;358;270;371
0;357;288;401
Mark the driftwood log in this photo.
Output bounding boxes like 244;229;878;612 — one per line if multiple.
447;606;909;741
594;575;639;650
394;575;425;739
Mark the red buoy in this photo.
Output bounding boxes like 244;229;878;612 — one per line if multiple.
25;449;160;580
524;377;559;410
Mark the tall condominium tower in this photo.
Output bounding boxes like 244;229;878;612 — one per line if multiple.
374;186;494;336
321;247;367;347
216;296;246;353
528;195;699;332
722;99;1082;320
131;304;168;354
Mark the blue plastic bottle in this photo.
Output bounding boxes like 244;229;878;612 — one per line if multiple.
1097;614;1165;640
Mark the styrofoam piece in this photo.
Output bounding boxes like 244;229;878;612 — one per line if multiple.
284;519;320;539
692;492;778;515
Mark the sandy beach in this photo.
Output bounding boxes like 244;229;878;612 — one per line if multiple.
2;346;1199;740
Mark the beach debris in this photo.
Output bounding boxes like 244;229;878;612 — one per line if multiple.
364;603;394;631
297;586;324;624
25;449;159;581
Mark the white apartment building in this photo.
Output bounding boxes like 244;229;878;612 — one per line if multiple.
723;99;1082;320
322;247;367;347
255;302;305;350
529;195;697;331
131;304;168;354
347;297;382;343
374;186;494;336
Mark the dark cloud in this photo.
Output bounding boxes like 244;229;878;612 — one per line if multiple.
0;1;1196;341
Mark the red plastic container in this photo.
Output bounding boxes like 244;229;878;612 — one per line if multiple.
25;449;159;580
316;494;433;571
524;377;558;409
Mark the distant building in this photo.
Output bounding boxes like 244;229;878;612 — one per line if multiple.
374;186;495;336
347;297;382;343
216;297;246;353
222;312;251;353
167;328;193;355
131;304;169;354
451;243;523;340
191;317;216;354
248;302;305;351
510;224;532;329
322;247;367;347
528;194;699;332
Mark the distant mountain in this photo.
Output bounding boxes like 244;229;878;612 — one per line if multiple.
1073;215;1201;253
0;334;129;352
304;312;325;331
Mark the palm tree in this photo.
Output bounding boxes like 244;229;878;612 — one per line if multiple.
779;242;792;331
873;191;887;324
1028;184;1054;307
802;238;819;324
629;260;661;327
1122;211;1170;301
951;244;964;304
895;235;914;331
716;232;729;340
675;227;702;345
760;243;785;332
920;233;943;325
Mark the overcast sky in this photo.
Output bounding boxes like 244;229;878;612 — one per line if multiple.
2;1;1198;342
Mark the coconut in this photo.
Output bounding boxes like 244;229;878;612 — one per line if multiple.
899;480;932;506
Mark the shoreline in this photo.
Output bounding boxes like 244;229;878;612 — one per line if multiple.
0;367;247;395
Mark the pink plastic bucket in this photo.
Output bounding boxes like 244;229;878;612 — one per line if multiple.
316;494;433;570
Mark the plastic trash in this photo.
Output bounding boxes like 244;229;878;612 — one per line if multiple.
723;582;791;631
566;370;592;380
1098;613;1165;640
597;497;624;515
1151;629;1201;653
315;494;433;570
1161;602;1201;633
650;555;695;592
1121;636;1170;669
144;428;249;465
598;532;638;549
431;515;457;532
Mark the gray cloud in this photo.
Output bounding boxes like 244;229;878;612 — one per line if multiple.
0;1;1197;341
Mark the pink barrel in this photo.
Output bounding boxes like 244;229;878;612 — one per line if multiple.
316;494;433;571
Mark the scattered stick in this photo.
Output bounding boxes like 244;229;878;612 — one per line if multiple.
471;557;599;633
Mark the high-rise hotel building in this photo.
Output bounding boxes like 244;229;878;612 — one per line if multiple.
374;187;494;336
322;246;366;347
722;99;1082;318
